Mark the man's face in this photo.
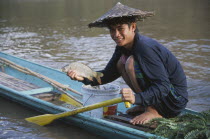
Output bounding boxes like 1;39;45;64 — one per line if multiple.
109;23;136;49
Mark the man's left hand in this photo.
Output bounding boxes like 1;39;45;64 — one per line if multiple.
120;88;135;104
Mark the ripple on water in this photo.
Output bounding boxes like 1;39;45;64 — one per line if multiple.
0;116;49;139
161;38;210;81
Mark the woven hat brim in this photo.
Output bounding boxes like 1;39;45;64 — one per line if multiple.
88;2;154;28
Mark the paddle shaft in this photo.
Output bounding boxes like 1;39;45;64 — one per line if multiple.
25;97;131;126
54;97;123;119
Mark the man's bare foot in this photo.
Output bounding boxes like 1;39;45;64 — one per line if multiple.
130;106;162;125
126;105;146;115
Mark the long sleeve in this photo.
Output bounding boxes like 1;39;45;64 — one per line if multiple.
99;47;122;84
82;46;122;86
133;34;187;106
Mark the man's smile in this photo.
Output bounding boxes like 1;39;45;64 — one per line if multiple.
114;38;124;44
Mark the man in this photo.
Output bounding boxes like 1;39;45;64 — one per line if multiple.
68;2;188;125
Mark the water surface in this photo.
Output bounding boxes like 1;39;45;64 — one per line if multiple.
0;0;209;138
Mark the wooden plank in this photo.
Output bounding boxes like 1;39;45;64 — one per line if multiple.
0;64;5;72
0;72;39;91
0;72;37;90
21;87;53;95
104;115;156;132
0;73;38;89
32;92;60;101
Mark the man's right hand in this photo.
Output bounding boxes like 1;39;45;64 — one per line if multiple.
67;70;84;81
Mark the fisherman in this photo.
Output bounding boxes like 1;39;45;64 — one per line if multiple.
67;2;188;125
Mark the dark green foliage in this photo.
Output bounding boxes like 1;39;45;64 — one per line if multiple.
148;110;210;139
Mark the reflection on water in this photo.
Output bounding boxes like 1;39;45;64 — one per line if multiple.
0;0;210;138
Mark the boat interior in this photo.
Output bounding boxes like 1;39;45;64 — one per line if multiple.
0;70;72;107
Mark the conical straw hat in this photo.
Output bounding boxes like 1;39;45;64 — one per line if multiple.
88;2;154;28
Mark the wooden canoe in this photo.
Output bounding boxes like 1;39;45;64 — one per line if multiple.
0;52;197;139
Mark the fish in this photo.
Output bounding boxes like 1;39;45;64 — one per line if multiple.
61;62;104;84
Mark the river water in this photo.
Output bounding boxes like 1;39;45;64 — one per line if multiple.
0;0;209;138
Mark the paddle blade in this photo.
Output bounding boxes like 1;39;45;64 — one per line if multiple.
59;94;83;107
25;114;57;126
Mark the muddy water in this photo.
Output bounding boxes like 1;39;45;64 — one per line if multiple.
0;0;209;138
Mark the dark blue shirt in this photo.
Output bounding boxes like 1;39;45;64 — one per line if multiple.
83;33;188;117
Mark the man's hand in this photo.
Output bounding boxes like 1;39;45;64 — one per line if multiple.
120;88;135;104
67;70;84;81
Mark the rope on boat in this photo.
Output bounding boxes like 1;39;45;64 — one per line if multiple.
0;57;83;105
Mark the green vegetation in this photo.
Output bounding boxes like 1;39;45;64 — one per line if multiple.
148;110;210;139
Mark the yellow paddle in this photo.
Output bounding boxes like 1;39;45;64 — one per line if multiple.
59;94;83;107
26;97;130;126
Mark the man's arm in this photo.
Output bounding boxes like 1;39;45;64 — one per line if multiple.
82;46;122;86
